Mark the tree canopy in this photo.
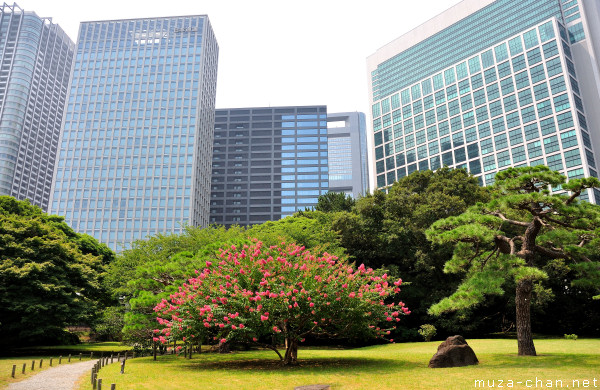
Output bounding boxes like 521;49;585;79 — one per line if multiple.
331;168;492;337
0;196;113;346
426;166;600;355
154;241;407;364
314;191;356;213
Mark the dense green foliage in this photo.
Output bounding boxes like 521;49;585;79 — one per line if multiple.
0;196;113;346
331;168;493;337
314;191;356;213
111;212;343;343
426;166;600;354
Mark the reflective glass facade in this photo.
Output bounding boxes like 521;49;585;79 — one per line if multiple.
50;15;218;250
368;0;600;203
0;4;74;210
327;112;369;197
210;106;329;226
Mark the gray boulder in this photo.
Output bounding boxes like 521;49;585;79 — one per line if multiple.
428;335;479;368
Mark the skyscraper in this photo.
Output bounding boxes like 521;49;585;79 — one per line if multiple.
210;106;329;227
327;112;369;197
0;3;74;210
367;0;600;203
50;15;219;250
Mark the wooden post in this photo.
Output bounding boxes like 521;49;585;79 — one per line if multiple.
97;378;102;390
92;373;97;389
49;358;53;367
79;353;82;361
120;360;125;374
91;368;95;384
132;351;136;359
90;352;93;359
31;360;35;370
111;384;116;390
117;353;120;362
101;357;104;367
68;354;71;362
59;356;62;365
39;359;43;368
22;363;26;374
11;365;16;378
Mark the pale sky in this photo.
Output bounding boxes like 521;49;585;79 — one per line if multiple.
15;0;461;115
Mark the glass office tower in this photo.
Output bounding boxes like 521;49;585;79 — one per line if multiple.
326;112;369;197
210;106;329;227
50;15;218;250
367;0;600;203
0;3;74;210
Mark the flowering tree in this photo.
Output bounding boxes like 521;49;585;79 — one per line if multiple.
154;241;408;365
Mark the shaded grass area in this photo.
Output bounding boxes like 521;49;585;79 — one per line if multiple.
79;339;600;390
15;341;131;353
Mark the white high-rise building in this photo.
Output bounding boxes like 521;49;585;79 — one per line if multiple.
367;0;600;203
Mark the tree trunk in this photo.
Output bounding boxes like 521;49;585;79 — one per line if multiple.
515;279;536;356
282;338;298;365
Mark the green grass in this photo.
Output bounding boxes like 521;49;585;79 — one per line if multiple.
77;339;600;390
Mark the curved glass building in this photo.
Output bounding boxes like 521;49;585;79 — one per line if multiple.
0;3;74;210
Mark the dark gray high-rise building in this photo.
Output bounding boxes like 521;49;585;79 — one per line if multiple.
210;106;329;227
0;3;74;210
50;15;219;250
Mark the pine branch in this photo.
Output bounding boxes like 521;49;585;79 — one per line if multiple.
489;211;530;227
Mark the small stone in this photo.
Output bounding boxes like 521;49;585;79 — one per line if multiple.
428;335;479;368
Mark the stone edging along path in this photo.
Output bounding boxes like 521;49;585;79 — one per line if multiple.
7;359;99;390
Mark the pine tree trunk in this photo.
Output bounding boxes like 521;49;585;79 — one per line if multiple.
515;279;536;356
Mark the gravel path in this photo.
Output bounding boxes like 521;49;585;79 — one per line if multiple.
7;359;99;390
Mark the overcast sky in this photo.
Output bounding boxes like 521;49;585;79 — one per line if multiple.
16;0;461;115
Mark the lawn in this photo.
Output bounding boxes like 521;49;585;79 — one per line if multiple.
76;339;600;390
0;342;131;389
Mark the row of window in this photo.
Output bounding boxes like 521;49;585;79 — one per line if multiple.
377;146;585;188
373;9;561;100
